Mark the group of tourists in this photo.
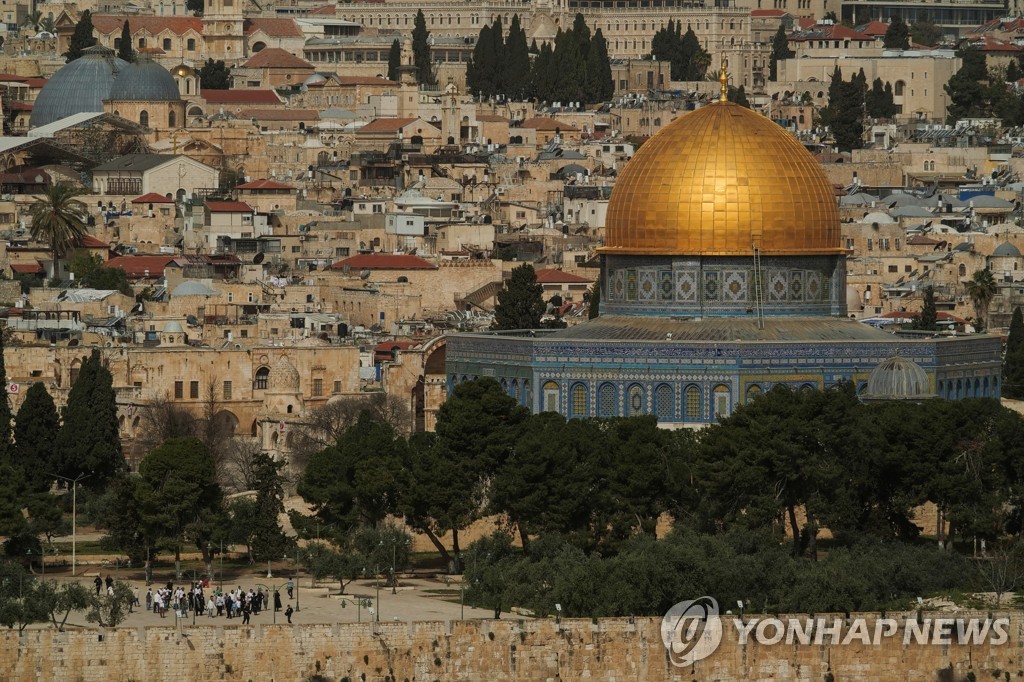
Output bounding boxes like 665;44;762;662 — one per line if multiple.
142;580;295;624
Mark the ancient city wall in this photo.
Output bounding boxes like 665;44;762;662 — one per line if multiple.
1;612;1022;681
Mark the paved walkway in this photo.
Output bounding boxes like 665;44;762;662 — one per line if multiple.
59;576;495;629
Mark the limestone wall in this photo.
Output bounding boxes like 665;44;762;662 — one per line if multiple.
2;612;1024;681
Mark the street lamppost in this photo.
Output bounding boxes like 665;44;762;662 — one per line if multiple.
48;472;90;576
340;597;371;622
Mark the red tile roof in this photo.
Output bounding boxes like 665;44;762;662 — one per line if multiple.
103;255;176;278
92;15;203;36
307;4;336;14
790;24;874;41
242;48;314;69
10;262;43;274
7;101;32;111
202;89;283;105
518;116;579;131
357;117;418;133
534;268;593;284
751;9;789;16
857;20;890;36
75;235;110;249
132;192;175;204
476;114;509;123
243;17;304;38
206;200;253;213
331;254;436;270
237;179;295;190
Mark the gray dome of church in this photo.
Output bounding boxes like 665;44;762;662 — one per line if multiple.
863;356;933;401
107;57;181;102
30;46;128;128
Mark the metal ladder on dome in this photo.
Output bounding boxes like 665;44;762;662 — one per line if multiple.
752;242;765;330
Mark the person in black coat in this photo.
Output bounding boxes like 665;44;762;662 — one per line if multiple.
274;590;282;612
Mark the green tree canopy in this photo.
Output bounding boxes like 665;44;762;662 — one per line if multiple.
913;285;938;331
135;437;223;562
67;252;131;294
55;350;124;487
199;59;231;90
964;268;997;331
492;263;545;330
249;453;293;562
910;20;943;47
0;328;10;462
64;10;97;62
12;383;59;492
883;16;910;49
769;24;793;81
1005;307;1024;399
27;182;89;278
386;39;401;82
118;20;134;63
412;10;433;84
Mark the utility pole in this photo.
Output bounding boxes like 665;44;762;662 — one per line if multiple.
49;472;90;576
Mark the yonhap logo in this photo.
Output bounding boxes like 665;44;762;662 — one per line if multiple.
661;596;724;666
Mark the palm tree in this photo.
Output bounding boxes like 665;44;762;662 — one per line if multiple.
964;268;997;332
39;16;56;34
21;11;42;33
27;182;89;280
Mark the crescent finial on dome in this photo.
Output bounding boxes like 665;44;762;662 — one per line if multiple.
719;59;729;103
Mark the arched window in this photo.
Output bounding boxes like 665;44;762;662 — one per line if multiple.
959;263;967;277
746;384;762;402
955;379;962;400
571;383;587;418
685;385;701;420
542;381;559;413
894;80;905;96
598;383;616;417
627;384;644;416
139;110;149;127
169;110;176;128
510;379;519;401
983;377;989;398
254;366;270;390
713;385;731;419
655;384;673;420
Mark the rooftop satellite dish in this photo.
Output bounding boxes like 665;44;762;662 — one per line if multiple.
68;339;79;347
186;315;199;326
359;270;371;280
253;253;265;264
130;302;143;314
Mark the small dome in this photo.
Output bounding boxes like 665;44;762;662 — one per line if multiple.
171;63;195;78
863;356;933;401
108;57;181;102
303;73;327;86
30;46;128;128
172;281;220;297
163;321;184;333
267;356;300;393
993;241;1021;258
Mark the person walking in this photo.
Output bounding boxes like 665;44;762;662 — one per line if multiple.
241;603;251;625
274;590;282;612
284;605;293;624
94;576;102;595
145;589;152;612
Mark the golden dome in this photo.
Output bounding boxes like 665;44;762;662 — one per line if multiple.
171;64;194;77
602;102;841;256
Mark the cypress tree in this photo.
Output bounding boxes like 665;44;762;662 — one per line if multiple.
249;454;292;562
587;274;601;320
13;383;59;492
492;264;546;330
504;15;531;99
915;285;938;331
64;9;97;62
883;15;911;50
118;20;134;63
387;39;401;82
412;10;433;84
56;350;124;486
769;24;793;81
883;81;896;117
585;28;613;103
490;16;505;93
728;84;750;108
531;41;555;102
1003;306;1024;398
0;331;11;462
679;26;709;81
